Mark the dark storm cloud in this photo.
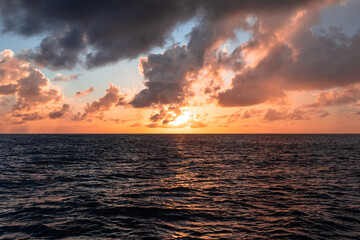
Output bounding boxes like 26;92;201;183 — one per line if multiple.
23;27;86;70
0;0;319;70
0;0;196;69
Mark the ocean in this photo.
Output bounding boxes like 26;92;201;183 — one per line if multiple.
0;134;359;239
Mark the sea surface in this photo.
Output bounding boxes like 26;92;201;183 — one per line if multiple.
0;134;360;239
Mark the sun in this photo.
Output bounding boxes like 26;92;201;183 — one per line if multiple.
170;111;192;127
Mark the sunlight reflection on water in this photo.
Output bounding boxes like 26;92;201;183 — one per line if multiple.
1;134;360;239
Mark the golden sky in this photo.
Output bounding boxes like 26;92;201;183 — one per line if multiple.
0;0;360;133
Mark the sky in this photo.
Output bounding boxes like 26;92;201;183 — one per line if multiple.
0;0;360;133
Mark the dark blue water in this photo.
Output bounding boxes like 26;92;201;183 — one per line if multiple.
0;134;360;239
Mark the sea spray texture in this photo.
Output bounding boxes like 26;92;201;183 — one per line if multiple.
0;134;360;239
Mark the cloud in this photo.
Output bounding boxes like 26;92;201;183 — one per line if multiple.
0;50;63;112
147;123;158;128
189;121;207;128
130;45;197;108
130;1;338;111
82;83;125;117
13;69;62;111
12;112;44;121
53;73;79;81
130;15;249;108
148;105;182;125
0;49;69;126
215;108;263;125
218;4;360;107
0;0;324;70
107;118;127;124
0;84;17;95
53;73;68;81
263;109;285;122
226;111;242;124
69;74;79;80
0;49;29;85
319;111;330;118
75;86;95;97
263;108;310;122
146;105;208;128
307;87;360;108
0;97;10;106
4;1;360;130
26;28;85;70
49;104;70;119
242;109;263;119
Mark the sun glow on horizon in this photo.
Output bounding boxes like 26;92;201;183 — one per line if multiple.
169;111;192;127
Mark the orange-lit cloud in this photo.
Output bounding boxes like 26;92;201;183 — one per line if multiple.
75;86;95;98
1;0;360;133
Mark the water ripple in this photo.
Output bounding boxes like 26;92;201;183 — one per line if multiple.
0;134;360;239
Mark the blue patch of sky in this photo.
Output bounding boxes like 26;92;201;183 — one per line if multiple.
313;0;360;37
0;32;43;54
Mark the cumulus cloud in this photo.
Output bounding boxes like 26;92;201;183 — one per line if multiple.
75;86;95;97
0;49;68;125
130;45;198;108
0;84;17;95
130;14;250;108
0;49;29;85
0;50;63;111
13;69;62;111
129;1;340;112
82;83;125;118
218;5;360;107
